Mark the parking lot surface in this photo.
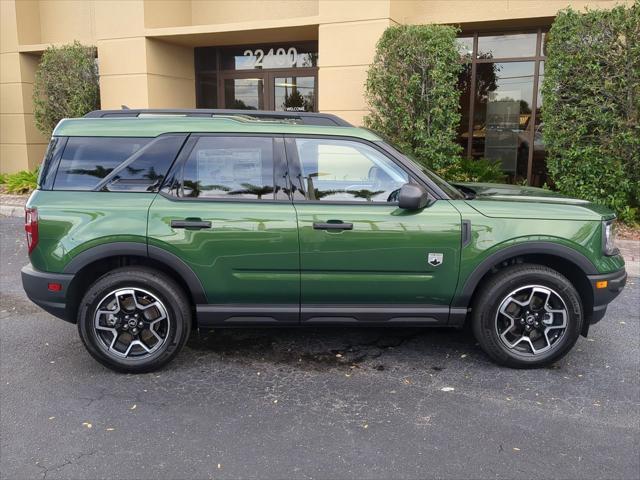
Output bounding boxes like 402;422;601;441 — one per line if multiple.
1;216;639;479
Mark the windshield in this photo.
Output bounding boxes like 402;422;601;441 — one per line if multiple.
378;140;465;199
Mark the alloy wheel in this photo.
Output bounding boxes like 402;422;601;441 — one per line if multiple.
494;285;568;356
93;288;170;359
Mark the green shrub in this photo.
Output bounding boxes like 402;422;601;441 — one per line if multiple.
440;158;506;183
33;41;100;136
0;173;7;185
4;169;39;194
365;24;463;172
542;3;640;223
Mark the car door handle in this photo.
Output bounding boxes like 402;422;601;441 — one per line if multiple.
313;221;353;231
170;219;212;229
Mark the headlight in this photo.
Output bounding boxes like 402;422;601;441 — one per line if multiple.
602;219;619;256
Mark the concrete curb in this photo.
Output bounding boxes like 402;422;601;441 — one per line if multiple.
0;204;24;218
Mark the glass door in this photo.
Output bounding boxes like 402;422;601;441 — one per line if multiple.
221;72;317;111
273;76;316;112
223;74;265;110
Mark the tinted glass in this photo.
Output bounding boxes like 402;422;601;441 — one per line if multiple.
529;61;548;186
54;137;150;190
274;76;315;112
38;137;66;189
104;135;187;192
197;73;218;108
477;33;537;59
224;78;263;110
457;37;474;59
472;61;535;181
220;43;318;70
181;136;275;199
295;138;408;202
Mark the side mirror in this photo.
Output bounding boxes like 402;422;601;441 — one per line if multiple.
398;183;429;210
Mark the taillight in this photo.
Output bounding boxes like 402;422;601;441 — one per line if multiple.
25;207;39;255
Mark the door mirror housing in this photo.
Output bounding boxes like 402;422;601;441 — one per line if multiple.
398;183;429;210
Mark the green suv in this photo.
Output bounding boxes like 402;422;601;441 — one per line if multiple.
21;110;627;372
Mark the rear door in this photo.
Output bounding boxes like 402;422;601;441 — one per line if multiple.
147;134;300;325
286;136;462;324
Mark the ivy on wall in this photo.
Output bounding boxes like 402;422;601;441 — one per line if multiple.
542;2;639;222
33;41;100;136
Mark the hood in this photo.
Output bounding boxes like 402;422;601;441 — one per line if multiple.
453;182;575;201
453;182;614;220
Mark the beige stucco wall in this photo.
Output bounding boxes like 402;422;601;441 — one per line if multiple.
0;0;633;173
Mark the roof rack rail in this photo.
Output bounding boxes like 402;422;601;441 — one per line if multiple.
84;109;353;127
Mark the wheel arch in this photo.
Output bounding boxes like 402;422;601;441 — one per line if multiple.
63;242;206;323
454;242;597;333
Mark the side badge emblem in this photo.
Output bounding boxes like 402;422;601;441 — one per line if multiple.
428;253;444;267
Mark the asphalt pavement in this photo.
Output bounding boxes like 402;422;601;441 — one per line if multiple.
1;216;639;480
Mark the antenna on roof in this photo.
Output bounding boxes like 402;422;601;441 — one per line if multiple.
121;105;130;110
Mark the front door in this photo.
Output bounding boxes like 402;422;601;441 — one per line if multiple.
286;136;462;324
147;134;300;325
221;72;317;112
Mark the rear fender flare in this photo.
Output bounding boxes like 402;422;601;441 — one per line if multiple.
63;242;207;304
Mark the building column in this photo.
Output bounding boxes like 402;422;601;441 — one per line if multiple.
0;0;48;173
317;0;394;126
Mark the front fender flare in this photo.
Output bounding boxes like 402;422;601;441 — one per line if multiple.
452;241;598;310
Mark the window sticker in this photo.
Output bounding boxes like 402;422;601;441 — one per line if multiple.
196;148;263;192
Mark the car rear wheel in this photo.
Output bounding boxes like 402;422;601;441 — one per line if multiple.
472;264;584;368
77;266;191;373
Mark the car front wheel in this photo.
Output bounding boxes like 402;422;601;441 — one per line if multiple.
472;264;584;368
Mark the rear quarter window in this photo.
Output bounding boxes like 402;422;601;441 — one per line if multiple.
53;137;150;190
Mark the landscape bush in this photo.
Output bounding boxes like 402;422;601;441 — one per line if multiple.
33;41;100;136
2;169;39;194
542;3;639;223
364;24;463;173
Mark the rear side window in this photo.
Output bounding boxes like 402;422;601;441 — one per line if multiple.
179;136;275;200
100;135;187;192
54;137;150;190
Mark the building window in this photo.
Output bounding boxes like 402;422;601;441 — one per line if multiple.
457;30;547;186
195;42;318;112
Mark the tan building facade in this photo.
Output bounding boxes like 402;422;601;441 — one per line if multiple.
0;0;631;175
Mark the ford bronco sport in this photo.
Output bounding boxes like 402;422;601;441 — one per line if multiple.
21;110;627;372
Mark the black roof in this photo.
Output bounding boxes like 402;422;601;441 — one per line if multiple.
84;109;353;127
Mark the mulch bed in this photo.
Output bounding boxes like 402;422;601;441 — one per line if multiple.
617;223;640;241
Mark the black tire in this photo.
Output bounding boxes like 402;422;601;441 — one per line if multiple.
471;263;583;368
77;266;191;373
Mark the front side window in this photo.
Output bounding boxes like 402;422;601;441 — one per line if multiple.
295;138;408;202
180;136;275;200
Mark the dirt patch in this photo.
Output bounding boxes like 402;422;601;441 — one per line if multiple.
185;328;427;372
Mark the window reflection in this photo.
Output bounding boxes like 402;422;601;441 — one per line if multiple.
224;78;264;110
457;37;474;60
274;76;315;112
477;33;537;59
457;30;547;185
55;137;149;190
181;137;275;200
472;62;535;181
529;61;548;186
296;139;408;202
197;73;217;109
